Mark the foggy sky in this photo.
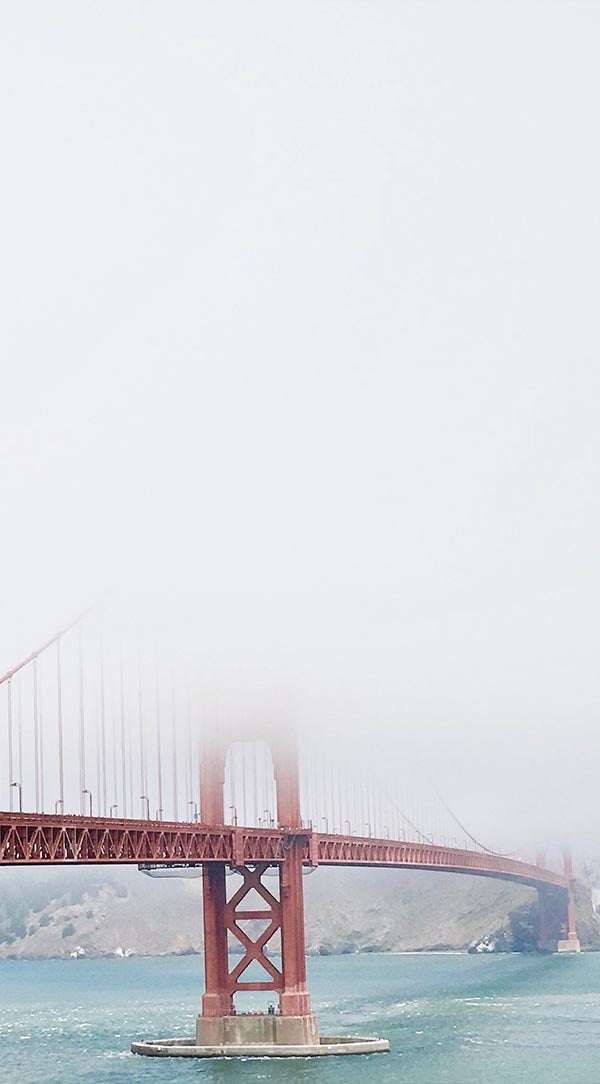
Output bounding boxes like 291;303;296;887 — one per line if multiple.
1;3;599;853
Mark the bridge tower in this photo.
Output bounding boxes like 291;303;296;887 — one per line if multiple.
537;851;580;953
196;723;319;1048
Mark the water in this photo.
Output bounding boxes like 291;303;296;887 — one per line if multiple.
1;952;599;1083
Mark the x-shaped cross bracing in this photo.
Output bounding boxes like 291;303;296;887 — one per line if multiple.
224;863;283;993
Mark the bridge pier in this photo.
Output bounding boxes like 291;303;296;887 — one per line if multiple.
133;723;389;1058
557;852;581;953
537;852;580;953
196;844;319;1048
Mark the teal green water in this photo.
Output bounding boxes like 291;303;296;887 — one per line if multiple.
1;952;599;1083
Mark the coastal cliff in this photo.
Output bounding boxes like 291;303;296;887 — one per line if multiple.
2;864;598;959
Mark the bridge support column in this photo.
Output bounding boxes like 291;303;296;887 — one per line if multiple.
279;840;313;1019
538;887;562;951
196;846;318;1048
201;863;232;1018
537;856;580;953
556;852;580;953
133;721;388;1057
195;724;318;1049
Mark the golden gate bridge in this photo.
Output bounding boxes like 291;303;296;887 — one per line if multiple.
0;607;580;1057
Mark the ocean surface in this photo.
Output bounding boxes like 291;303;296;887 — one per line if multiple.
1;951;599;1084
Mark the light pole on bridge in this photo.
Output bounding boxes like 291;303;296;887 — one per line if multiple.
82;789;93;817
10;782;22;813
140;795;150;820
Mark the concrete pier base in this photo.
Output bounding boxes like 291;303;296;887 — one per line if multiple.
196;1011;320;1047
557;938;581;953
132;1011;389;1058
131;1035;390;1057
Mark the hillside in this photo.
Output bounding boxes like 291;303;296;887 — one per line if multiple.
1;864;598;960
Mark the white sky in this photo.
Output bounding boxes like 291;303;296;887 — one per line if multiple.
1;2;599;851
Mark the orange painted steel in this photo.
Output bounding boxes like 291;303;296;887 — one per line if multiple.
0;812;568;892
314;832;569;890
198;726;312;1018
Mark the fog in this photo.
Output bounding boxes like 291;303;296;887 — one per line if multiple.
1;3;599;855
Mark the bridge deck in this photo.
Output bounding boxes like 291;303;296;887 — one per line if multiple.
0;812;567;892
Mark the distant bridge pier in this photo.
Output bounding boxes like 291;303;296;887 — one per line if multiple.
537;851;580;953
559;851;581;953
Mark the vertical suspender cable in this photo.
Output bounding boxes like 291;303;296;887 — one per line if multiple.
171;679;178;821
38;656;44;813
7;678;13;811
128;727;134;821
100;637;107;817
186;692;193;812
95;698;101;817
138;654;145;816
258;745;266;819
371;783;376;837
311;758;318;823
312;752;318;828
79;630;86;815
17;680;23;798
241;740;247;827
155;662;162;818
112;695;118;815
252;742;258;827
312;755;317;828
197;741;203;825
56;640;64;811
197;705;202;823
229;743;236;824
119;651;127;818
301;744;307;826
33;657;40;812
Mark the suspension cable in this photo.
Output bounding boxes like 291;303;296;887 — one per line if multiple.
0;606;95;686
433;789;519;858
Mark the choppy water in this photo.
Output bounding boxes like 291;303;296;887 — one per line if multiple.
1;952;599;1083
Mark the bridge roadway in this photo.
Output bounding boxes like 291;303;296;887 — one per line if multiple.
0;812;568;893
